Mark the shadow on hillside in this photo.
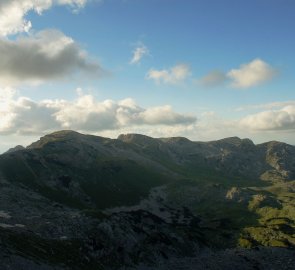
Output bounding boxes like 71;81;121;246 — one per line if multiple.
166;176;268;249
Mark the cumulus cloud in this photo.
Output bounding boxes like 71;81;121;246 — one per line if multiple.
130;43;149;64
0;29;105;86
0;90;196;135
0;87;17;100
0;90;59;135
197;59;276;89
239;105;295;131
0;0;90;36
146;64;191;85
199;70;227;87
227;59;276;88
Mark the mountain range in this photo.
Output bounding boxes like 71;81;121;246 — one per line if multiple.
0;130;294;269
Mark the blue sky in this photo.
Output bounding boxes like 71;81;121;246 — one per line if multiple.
0;0;294;152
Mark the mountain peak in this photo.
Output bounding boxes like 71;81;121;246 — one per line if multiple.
4;145;25;154
46;130;81;138
214;136;254;146
27;130;84;149
117;133;156;144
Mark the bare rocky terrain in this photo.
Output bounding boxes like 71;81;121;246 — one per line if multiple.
0;130;294;269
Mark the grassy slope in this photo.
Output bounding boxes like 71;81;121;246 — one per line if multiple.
241;181;295;248
0;153;169;210
166;165;295;249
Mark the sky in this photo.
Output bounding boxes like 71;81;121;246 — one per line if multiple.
0;0;295;152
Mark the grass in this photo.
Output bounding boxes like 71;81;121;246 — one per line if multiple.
238;181;295;248
166;172;295;249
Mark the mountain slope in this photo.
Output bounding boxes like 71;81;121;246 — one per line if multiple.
0;131;294;269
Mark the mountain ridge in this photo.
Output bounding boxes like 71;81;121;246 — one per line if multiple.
0;130;294;269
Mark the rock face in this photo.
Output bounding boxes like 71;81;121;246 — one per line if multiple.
0;130;294;269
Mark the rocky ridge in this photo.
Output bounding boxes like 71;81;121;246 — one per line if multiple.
0;130;294;269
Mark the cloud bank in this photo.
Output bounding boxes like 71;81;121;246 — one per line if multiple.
1;88;294;146
240;105;295;131
0;89;197;135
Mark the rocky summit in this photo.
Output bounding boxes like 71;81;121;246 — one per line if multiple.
0;130;294;269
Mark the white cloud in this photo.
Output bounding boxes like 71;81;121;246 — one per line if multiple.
0;87;17;100
0;99;59;136
0;0;90;36
130;43;149;64
137;106;195;125
0;29;105;86
227;59;276;88
197;59;276;89
146;64;191;85
0;90;196;135
239;105;295;131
